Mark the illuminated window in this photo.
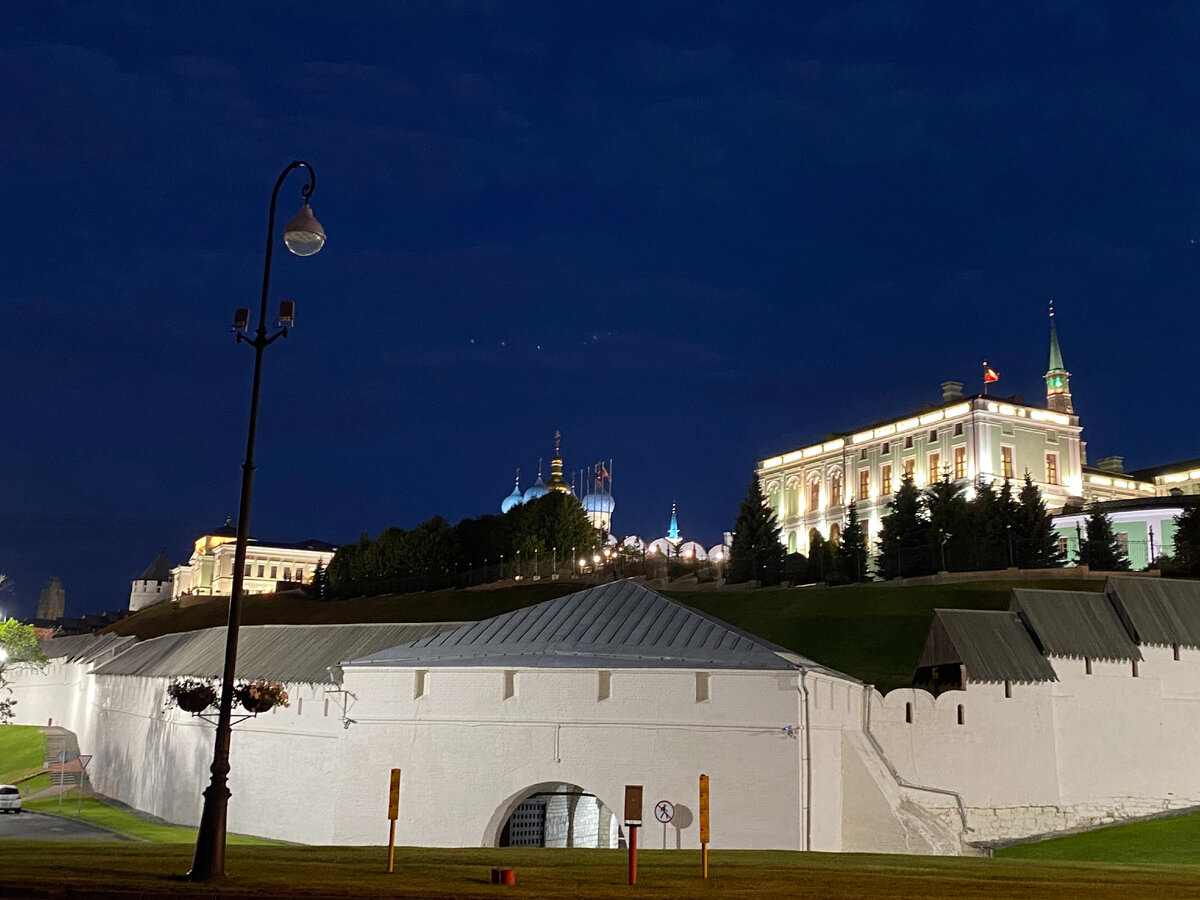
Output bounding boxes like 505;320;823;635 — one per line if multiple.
809;480;820;511
882;442;890;455
1045;453;1059;485
954;447;966;479
257;565;265;578
1001;446;1014;479
928;452;941;482
954;423;964;437
1115;532;1129;556
859;469;869;501
881;464;892;496
904;458;914;480
830;472;843;505
1058;537;1068;556
904;436;913;450
929;429;938;442
270;565;278;579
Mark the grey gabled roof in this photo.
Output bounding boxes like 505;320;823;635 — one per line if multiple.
92;623;464;684
1107;577;1200;648
349;580;808;671
920;610;1058;684
1010;589;1141;662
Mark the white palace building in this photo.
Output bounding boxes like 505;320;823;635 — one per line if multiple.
12;577;1200;854
758;312;1199;566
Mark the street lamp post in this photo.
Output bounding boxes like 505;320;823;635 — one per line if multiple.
187;161;326;882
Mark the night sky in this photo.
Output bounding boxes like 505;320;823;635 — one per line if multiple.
4;2;1200;618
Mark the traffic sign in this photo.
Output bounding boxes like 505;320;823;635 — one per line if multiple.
653;800;675;824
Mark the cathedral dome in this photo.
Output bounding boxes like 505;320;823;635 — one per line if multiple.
582;490;615;515
523;475;549;502
501;482;524;514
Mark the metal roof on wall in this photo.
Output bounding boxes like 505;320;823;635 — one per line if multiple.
349;580;816;671
919;610;1058;684
1107;577;1200;648
92;623;464;684
1010;589;1141;662
38;633;138;665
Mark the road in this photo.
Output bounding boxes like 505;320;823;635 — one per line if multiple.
0;810;129;840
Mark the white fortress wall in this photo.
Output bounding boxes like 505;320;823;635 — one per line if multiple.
332;665;806;850
869;644;1200;842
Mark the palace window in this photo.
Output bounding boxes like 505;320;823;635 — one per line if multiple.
954;422;964;437
257;565;265;578
881;464;893;496
904;458;915;480
954;447;966;479
858;469;869;501
904;436;913;450
830;472;843;506
809;480;820;511
928;452;941;482
929;429;938;442
1045;452;1059;486
881;441;890;455
1001;446;1014;479
270;565;278;579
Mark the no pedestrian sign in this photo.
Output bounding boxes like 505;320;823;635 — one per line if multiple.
654;801;674;824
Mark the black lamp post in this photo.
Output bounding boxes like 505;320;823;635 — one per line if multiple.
187;161;326;882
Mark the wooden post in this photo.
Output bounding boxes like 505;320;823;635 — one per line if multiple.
628;824;638;885
386;768;401;873
699;774;710;879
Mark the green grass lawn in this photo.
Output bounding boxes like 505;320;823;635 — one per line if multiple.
2;844;1200;899
996;809;1200;865
22;791;280;844
0;724;46;784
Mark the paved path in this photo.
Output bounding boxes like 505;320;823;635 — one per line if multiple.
0;809;129;841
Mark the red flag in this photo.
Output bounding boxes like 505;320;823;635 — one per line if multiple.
983;364;999;384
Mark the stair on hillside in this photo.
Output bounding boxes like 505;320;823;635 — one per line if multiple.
43;726;85;788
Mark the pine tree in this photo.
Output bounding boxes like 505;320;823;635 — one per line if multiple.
1076;509;1131;571
1014;473;1066;568
923;474;969;571
839;501;869;582
876;474;934;579
1170;501;1200;575
728;477;786;585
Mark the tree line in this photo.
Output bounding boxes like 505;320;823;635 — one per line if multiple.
727;471;1144;586
326;492;600;597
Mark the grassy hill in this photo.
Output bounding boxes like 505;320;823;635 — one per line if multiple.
103;578;1105;692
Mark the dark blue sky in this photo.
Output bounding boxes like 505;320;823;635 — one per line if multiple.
3;2;1199;618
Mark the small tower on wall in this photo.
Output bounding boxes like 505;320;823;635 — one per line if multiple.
1045;301;1073;414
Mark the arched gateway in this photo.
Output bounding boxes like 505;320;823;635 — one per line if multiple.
487;781;621;848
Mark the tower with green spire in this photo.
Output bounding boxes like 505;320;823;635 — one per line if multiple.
1045;301;1073;414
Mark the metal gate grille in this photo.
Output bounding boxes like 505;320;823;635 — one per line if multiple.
508;798;547;846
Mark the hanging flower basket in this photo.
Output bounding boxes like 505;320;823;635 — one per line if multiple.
166;678;218;714
234;680;289;714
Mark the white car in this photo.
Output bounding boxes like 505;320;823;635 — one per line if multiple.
0;785;21;813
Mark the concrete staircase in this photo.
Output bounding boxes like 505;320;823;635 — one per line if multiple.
43;726;85;788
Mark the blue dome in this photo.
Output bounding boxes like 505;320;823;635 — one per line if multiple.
582;490;615;514
501;484;524;514
523;476;549;502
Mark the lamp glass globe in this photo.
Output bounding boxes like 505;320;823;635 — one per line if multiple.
282;203;327;257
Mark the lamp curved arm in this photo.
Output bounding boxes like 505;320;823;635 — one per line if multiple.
257;161;318;335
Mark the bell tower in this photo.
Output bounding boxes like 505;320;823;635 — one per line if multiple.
1045;301;1073;414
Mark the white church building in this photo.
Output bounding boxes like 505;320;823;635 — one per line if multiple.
11;578;1200;854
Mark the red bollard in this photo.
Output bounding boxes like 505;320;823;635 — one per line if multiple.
490;867;516;885
628;824;638;885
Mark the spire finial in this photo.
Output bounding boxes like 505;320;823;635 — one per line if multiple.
1049;298;1055;318
554;429;561;456
514;467;520;487
537;457;543;477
